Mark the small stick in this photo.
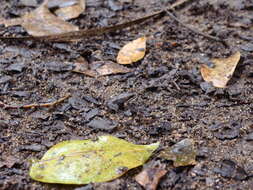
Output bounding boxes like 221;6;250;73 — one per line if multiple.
1;94;70;109
166;10;228;46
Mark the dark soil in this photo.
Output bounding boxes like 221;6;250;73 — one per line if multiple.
0;0;253;189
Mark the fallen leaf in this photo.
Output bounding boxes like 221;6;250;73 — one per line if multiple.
159;139;196;167
135;162;167;190
50;0;86;20
72;58;132;77
1;0;78;37
117;37;147;64
29;136;159;184
95;61;132;76
200;51;241;88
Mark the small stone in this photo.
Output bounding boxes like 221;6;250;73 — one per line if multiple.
200;82;215;94
159;139;196;167
107;93;134;112
209;121;241;140
0;76;12;84
20;144;45;152
5;63;26;72
20;0;38;7
108;0;123;11
240;43;253;52
83;108;99;121
45;62;74;72
87;117;117;131
214;159;248;180
245;132;253;141
11;91;30;98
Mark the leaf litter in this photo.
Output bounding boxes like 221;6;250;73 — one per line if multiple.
0;0;79;37
200;51;241;88
72;57;133;77
29;136;159;184
135;161;167;190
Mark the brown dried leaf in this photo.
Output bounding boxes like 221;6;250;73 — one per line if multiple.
54;0;86;20
135;163;167;190
117;36;147;64
200;51;241;88
1;1;78;37
72;58;132;77
95;61;132;76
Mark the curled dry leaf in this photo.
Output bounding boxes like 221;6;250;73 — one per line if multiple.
72;58;133;77
29;136;159;184
1;1;78;37
117;36;147;64
49;0;86;21
159;139;196;167
200;51;241;88
135;162;167;190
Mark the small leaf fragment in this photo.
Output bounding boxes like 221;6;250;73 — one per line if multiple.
159;139;196;167
52;0;86;20
200;51;241;88
135;162;167;190
117;37;147;64
72;59;132;77
29;136;159;184
1;1;78;37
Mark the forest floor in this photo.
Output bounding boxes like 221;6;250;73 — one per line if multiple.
0;0;253;189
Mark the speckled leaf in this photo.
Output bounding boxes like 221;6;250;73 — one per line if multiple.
200;51;241;88
29;136;159;184
117;37;147;64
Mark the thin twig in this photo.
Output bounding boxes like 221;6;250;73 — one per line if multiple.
1;94;70;109
166;10;228;46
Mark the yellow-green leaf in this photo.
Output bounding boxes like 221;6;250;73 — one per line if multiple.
29;136;159;184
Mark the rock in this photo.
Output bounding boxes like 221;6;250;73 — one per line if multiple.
159;139;196;167
30;111;49;120
87;117;117;131
83;108;100;121
5;63;26;72
245;132;253;141
20;0;38;7
240;43;253;52
11;91;30;98
209;121;241;140
0;120;9;128
108;0;123;11
200;82;215;94
107;93;134;112
45;62;73;72
20;144;46;152
214;160;248;180
68;96;88;110
83;95;101;105
0;76;12;84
